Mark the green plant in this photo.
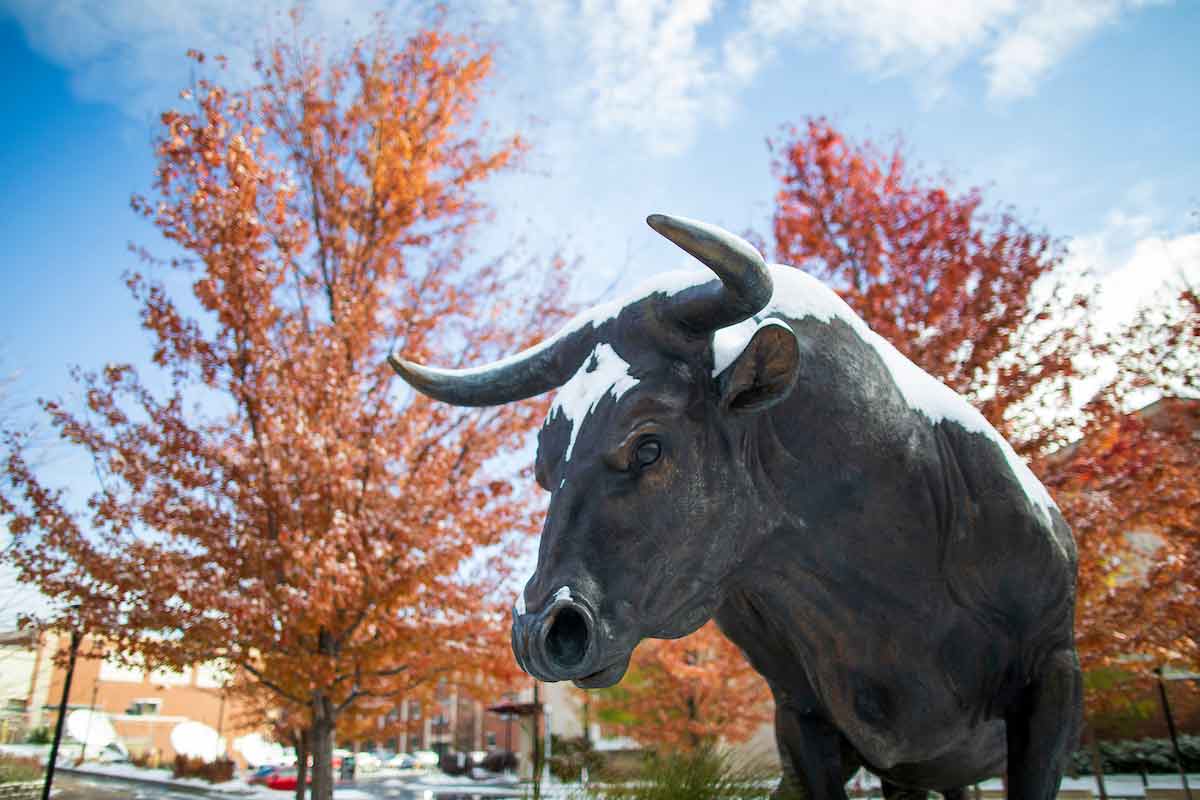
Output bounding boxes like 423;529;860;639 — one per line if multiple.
599;746;777;800
1070;735;1200;774
0;755;44;784
171;755;235;783
550;736;606;783
24;727;50;745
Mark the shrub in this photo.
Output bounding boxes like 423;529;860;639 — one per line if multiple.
0;755;44;784
550;736;606;783
1070;735;1200;774
439;751;468;776
599;746;777;800
482;750;519;773
25;727;50;745
171;755;235;783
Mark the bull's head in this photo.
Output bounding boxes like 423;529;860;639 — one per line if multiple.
388;215;801;687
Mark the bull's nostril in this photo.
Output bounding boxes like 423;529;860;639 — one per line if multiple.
545;606;590;670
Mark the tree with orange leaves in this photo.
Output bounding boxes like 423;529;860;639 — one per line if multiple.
591;622;770;752
1;19;566;800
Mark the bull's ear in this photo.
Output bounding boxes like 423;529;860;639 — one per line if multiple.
718;320;800;414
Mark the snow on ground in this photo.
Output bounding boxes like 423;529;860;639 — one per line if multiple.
12;749;1195;800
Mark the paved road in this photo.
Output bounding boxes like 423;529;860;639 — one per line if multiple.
51;773;524;800
53;774;204;800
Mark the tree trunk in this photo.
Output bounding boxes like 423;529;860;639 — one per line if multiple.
294;728;309;800
310;694;337;800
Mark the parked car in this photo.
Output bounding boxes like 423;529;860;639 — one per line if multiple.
248;765;281;785
387;752;418;770
354;751;381;772
412;750;440;768
266;769;301;791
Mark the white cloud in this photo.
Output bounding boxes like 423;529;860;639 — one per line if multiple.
1090;230;1200;335
1060;209;1199;408
737;0;1168;103
1;0;1172;156
984;0;1150;99
1;0;394;120
0;531;51;630
746;0;1014;73
561;0;732;154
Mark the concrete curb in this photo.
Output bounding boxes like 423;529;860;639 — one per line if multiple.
54;767;252;797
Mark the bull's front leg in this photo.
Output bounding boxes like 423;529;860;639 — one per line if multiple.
1004;649;1083;800
772;687;859;800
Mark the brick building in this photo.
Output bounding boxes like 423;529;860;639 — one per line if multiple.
2;630;244;763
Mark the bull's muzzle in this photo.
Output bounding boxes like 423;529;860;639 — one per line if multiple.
512;590;600;682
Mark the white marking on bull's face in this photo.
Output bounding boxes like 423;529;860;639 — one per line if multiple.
554;586;572;603
515;590;526;616
549;342;640;464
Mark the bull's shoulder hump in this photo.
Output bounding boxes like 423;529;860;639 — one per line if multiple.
712;264;1058;526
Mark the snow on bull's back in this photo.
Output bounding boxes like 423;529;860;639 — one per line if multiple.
712;265;1057;524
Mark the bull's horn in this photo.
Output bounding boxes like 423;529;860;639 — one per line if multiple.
646;213;772;332
387;322;595;407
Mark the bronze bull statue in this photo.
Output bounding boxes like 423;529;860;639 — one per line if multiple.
389;214;1081;800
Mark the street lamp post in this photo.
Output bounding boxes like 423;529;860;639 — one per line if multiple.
41;628;81;800
1155;667;1193;800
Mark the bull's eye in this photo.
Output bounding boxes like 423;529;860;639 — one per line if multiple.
634;438;662;469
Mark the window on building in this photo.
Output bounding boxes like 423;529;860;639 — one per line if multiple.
126;699;161;716
486;732;496;748
5;698;27;712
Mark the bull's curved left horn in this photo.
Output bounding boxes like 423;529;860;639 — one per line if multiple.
647;214;773;332
387;322;596;407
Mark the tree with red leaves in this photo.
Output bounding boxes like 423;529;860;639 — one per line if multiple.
771;118;1096;456
1;20;566;800
770;118;1197;713
591;622;770;752
1045;278;1198;687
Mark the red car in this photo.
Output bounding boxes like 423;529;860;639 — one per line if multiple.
265;762;347;792
266;769;302;791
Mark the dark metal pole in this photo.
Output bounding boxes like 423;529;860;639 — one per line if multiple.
532;683;541;800
41;629;81;800
1087;722;1109;800
1155;668;1193;800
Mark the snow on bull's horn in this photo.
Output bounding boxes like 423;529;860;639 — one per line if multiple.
645;213;773;332
387;213;774;406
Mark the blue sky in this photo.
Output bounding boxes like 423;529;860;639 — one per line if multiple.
0;1;1198;620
